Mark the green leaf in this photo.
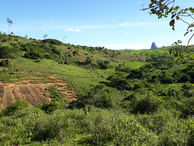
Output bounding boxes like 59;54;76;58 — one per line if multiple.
149;3;153;8
171;14;176;19
169;19;175;26
151;9;156;14
163;13;168;17
176;15;180;20
174;6;179;11
189;7;194;13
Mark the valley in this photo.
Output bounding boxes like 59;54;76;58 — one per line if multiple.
0;33;194;145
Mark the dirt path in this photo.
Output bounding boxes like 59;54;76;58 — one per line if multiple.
0;80;77;111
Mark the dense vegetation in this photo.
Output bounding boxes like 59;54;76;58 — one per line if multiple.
0;33;194;145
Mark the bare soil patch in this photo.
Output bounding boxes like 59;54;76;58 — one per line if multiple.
0;78;77;111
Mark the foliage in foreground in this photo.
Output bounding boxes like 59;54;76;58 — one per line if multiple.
1;100;194;146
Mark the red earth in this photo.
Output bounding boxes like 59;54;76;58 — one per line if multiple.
0;81;77;111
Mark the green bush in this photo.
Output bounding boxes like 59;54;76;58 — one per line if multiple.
48;85;65;101
0;45;21;59
1;100;30;116
42;39;63;45
157;117;193;145
41;101;67;113
70;85;114;109
132;94;163;114
83;108;158;145
115;66;131;73
0;59;12;67
21;42;63;60
85;57;93;64
181;97;194;117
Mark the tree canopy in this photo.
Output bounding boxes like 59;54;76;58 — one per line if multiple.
143;0;194;61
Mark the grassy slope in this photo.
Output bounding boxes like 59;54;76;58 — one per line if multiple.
0;57;107;93
0;34;148;93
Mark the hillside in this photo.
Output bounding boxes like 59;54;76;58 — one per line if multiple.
0;33;148;68
0;33;149;110
1;33;194;145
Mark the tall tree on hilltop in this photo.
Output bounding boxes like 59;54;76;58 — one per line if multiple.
7;18;13;35
43;34;48;39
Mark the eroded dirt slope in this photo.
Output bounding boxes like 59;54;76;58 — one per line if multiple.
0;81;76;111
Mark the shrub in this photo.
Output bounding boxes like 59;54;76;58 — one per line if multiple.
181;97;194;117
70;85;114;109
115;66;131;73
48;85;64;101
85;57;93;64
132;94;163;114
73;50;79;56
41;101;67;113
96;60;110;69
1;100;30;116
0;59;12;67
157;117;192;145
42;39;63;45
84;108;158;145
107;73;131;90
0;46;21;59
35;58;41;62
68;52;73;57
58;60;64;64
51;45;61;55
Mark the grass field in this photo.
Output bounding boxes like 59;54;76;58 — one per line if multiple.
119;61;146;68
0;57;106;93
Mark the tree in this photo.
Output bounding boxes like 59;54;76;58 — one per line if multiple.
7;18;13;40
143;0;194;61
7;18;13;35
86;57;93;64
63;36;66;43
1;100;30;116
43;34;48;38
25;34;28;39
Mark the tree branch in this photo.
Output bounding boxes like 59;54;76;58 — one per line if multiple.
187;33;194;46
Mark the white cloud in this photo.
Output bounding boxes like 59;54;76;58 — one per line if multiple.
64;28;82;32
42;29;48;32
126;32;129;35
75;29;81;32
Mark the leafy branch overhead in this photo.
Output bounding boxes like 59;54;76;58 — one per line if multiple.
143;0;194;61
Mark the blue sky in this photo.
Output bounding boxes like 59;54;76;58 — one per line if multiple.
0;0;193;49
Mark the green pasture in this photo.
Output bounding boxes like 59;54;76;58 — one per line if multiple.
0;57;106;93
120;61;146;68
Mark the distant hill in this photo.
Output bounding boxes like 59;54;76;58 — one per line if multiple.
0;33;149;69
151;42;158;49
